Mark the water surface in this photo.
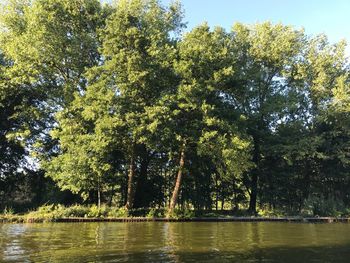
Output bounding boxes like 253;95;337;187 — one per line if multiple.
1;222;350;262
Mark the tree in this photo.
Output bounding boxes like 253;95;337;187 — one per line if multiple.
227;22;310;213
0;52;27;206
146;24;252;215
0;0;110;206
46;0;184;209
95;0;183;209
1;0;349;215
226;23;350;213
43;73;125;206
0;0;109;156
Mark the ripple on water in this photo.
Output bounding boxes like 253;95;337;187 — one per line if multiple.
1;222;350;262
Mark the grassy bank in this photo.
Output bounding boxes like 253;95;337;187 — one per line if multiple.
1;204;220;223
2;204;350;223
0;204;193;223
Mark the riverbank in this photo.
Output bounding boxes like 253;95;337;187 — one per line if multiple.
2;215;350;223
2;212;350;224
2;204;350;223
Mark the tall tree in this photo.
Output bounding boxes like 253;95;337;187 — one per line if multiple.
99;0;183;209
146;24;252;215
226;23;349;213
0;0;110;206
43;72;125;206
0;52;28;206
228;22;308;213
0;0;108;156
48;0;184;209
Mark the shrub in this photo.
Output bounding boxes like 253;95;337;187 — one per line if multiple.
87;205;109;218
257;208;285;217
107;207;129;218
146;208;165;218
167;208;195;219
3;206;14;215
64;205;90;217
26;204;58;222
303;195;345;217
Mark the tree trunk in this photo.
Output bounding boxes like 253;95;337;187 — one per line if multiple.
97;187;101;209
232;183;238;212
248;172;258;214
248;135;260;214
134;146;150;208
168;144;186;216
215;175;219;211
97;179;101;209
108;185;114;206
125;146;136;210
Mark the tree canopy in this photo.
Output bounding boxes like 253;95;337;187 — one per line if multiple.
0;0;349;216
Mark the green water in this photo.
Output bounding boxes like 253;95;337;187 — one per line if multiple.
1;222;350;262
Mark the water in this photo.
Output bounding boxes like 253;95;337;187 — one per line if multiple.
1;222;350;262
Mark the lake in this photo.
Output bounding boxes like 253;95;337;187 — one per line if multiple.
1;222;350;262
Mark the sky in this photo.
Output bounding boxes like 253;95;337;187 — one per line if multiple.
103;0;350;56
162;0;350;56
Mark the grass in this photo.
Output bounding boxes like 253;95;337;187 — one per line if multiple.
0;205;240;223
0;204;128;223
2;203;350;223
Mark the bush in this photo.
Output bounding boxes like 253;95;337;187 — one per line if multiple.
26;204;59;222
257;208;285;217
167;208;195;219
107;207;129;218
146;208;165;218
303;195;345;217
64;205;90;217
3;206;14;215
25;204;110;221
87;205;109;218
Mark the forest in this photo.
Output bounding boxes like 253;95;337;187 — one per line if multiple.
0;0;349;217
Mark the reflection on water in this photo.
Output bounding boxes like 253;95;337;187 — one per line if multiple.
1;224;28;262
1;222;350;262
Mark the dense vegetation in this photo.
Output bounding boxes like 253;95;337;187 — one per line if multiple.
1;0;349;217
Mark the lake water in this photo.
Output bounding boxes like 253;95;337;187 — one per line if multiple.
1;222;350;262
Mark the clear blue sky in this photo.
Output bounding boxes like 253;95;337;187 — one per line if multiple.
163;0;350;55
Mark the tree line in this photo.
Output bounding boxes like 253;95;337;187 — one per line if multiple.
0;0;349;215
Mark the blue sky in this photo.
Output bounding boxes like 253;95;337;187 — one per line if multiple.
164;0;350;55
104;0;350;55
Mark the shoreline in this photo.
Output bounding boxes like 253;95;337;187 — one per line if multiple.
2;216;350;224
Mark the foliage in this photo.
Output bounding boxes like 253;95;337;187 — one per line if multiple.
146;208;166;218
108;207;129;218
24;204;129;221
167;208;195;219
0;0;349;216
2;206;14;216
303;196;346;217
